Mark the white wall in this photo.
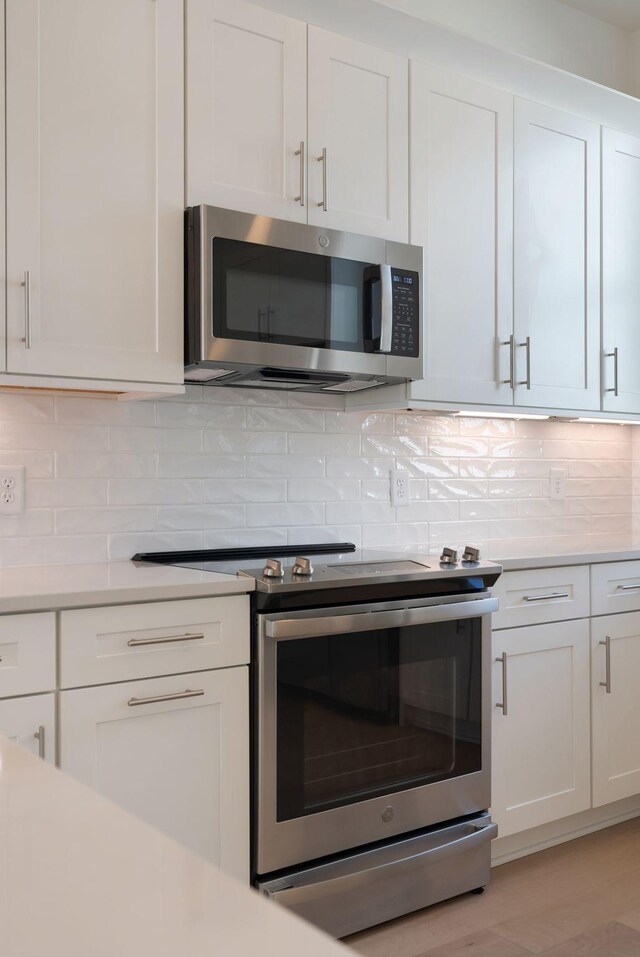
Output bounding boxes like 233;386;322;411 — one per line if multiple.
0;388;632;566
375;0;636;94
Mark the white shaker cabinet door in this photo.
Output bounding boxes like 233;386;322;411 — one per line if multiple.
491;620;590;838
307;27;408;241
60;668;249;882
592;613;640;806
5;0;183;384
409;65;513;406
513;99;600;411
0;693;55;763
186;0;307;220
602;128;640;414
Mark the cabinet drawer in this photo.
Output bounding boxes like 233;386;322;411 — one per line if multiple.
60;596;250;688
492;566;589;630
0;612;56;697
591;561;640;616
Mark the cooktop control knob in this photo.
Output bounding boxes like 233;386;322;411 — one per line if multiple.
263;558;284;578
292;556;314;576
462;545;481;564
439;547;458;566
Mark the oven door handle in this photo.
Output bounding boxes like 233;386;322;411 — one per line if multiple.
264;596;498;641
262;818;498;906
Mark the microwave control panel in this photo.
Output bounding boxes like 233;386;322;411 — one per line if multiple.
390;269;420;357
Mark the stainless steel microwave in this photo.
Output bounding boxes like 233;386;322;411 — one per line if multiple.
184;206;423;393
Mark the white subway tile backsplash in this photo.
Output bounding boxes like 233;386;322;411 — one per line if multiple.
288;433;360;455
56;452;157;478
247;455;323;478
56;507;155;534
202;430;286;454
158;454;244;479
108;427;202;453
157;402;245;430
246;503;324;528
109;479;202;505
203;479;286;504
287;479;360;502
0;388;635;566
247;408;324;432
156;505;245;531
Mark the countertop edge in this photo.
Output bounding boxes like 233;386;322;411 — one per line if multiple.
497;548;640;571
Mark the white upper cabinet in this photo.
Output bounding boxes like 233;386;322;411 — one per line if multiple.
186;0;307;221
602;128;640;415
513;100;600;411
5;0;183;385
307;27;408;241
409;65;513;406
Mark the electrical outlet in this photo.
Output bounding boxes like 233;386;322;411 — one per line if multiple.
390;468;410;507
549;467;565;501
0;467;25;514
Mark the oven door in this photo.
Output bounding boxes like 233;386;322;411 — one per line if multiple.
256;593;496;875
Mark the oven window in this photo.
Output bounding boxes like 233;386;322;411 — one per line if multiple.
275;619;482;822
212;238;381;352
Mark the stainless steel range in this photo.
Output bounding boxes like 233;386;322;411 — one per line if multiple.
134;542;502;938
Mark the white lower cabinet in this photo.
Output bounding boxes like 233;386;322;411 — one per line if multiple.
59;667;249;882
592;612;640;807
491;619;591;838
0;693;55;763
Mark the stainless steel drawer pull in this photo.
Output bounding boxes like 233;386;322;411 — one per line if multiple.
500;334;515;389
523;592;569;602
495;652;508;716
294;140;306;207
127;632;205;647
128;689;204;707
34;725;45;760
605;347;619;396
600;636;611;694
21;270;32;349
317;147;328;210
616;584;640;591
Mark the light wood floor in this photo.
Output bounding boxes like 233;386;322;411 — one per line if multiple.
346;817;640;956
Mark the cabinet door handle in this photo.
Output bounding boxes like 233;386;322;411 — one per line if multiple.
317;147;328;210
495;652;508;715
599;636;611;694
605;347;619;396
21;270;32;349
518;336;531;389
34;725;45;759
127;689;205;707
523;592;569;602
294;141;306;207
500;334;515;389
616;583;640;591
127;632;205;647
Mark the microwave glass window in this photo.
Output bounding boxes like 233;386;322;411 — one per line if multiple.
212;238;380;351
275;617;482;822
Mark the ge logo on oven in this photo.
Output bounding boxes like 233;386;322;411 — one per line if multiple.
382;806;394;823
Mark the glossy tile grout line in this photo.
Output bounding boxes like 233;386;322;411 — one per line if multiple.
346;817;640;956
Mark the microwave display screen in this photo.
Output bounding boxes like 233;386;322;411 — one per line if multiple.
212;238;381;352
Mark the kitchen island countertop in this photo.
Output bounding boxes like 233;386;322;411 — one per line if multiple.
0;734;349;957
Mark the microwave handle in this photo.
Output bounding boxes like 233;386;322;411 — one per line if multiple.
265;596;498;641
379;263;393;353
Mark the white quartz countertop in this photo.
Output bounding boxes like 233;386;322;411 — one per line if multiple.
496;547;640;571
0;736;348;957
0;560;253;613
